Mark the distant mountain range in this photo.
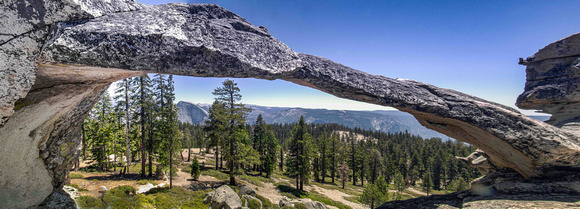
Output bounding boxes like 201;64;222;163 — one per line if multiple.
177;101;450;139
177;101;552;140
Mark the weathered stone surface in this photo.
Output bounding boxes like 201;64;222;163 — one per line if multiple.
517;33;580;138
177;101;209;125
204;185;242;209
0;0;143;128
456;149;497;175
378;191;580;209
0;64;141;208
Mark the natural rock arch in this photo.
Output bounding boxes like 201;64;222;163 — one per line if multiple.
1;0;580;208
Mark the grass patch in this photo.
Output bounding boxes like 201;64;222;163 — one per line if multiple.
76;195;106;209
239;174;274;187
181;165;192;174
70;173;84;179
307;191;352;209
201;169;229;181
137;179;159;186
343;196;360;204
75;185;210;209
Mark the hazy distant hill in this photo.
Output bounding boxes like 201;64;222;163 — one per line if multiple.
177;101;448;139
177;101;554;140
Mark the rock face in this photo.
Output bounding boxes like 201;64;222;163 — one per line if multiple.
0;0;143;127
517;33;580;136
177;101;209;125
2;0;580;208
0;64;141;208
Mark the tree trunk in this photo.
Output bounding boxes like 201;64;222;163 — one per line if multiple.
215;146;219;170
125;82;132;174
148;126;153;177
170;137;173;189
140;76;146;178
331;141;335;183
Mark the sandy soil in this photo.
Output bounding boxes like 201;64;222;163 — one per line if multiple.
70;172;164;198
312;185;364;209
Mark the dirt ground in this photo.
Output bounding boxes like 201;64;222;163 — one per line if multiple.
70;149;366;209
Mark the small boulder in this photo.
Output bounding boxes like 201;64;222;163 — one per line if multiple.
63;185;79;199
242;194;262;209
239;185;257;197
278;197;326;209
204;185;242;209
98;186;108;193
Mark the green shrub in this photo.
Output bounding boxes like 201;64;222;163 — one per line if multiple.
281;206;293;209
181;165;192;174
147;186;211;209
190;157;201;180
154;193;179;209
294;203;308;209
70;173;84;179
137;179;159;186
181;198;207;209
239;174;273;187
242;199;247;206
274;181;291;187
248;199;261;209
76;195;105;209
257;194;279;209
103;185;136;204
201;169;229;181
275;185;306;198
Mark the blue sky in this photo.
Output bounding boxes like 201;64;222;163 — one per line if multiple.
134;0;580;114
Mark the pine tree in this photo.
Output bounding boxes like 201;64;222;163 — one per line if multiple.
191;156;201;181
370;149;382;184
253;114;266;175
422;168;433;195
152;74;181;188
212;79;251;185
339;160;349;189
394;172;406;200
133;75;154;178
263;128;278;177
286;116;312;191
359;177;389;209
205;101;225;170
330;134;338;183
114;78;136;175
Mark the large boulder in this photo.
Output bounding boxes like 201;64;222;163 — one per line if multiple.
204;185;243;209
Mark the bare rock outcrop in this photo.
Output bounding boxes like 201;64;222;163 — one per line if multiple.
2;0;580;208
517;33;580;136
